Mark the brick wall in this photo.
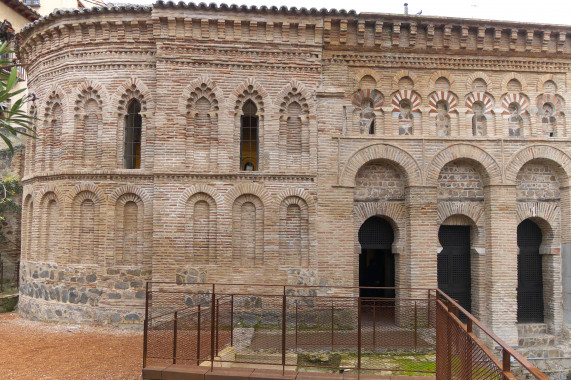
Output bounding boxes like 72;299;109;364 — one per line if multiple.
14;3;571;345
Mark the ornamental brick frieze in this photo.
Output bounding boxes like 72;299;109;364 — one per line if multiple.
326;55;571;73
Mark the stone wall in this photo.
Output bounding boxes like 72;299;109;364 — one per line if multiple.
15;3;571;352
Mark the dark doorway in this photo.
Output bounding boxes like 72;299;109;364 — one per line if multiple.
438;225;471;313
358;217;395;299
517;219;544;323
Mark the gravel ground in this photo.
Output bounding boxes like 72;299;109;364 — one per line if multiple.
0;313;143;380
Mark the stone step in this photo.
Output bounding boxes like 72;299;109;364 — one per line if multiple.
517;323;548;335
518;333;555;347
236;351;298;366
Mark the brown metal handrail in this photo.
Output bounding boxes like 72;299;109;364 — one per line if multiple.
143;282;548;379
436;289;549;380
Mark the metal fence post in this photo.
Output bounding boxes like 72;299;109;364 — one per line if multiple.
372;300;376;349
216;299;220;356
282;286;287;375
295;300;298;351
210;284;215;372
197;304;201;366
427;290;431;328
173;311;178;364
446;306;452;379
414;301;418;351
142;281;149;368
357;296;362;376
331;300;334;348
230;295;234;347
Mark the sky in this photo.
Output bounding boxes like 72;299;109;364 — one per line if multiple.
123;0;571;26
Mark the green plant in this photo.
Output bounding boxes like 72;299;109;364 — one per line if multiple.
0;41;35;152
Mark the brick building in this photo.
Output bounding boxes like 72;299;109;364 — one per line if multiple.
16;2;571;349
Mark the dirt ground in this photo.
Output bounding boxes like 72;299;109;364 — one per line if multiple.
0;312;143;380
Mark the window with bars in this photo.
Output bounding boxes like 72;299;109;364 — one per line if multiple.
240;100;258;171
124;99;142;169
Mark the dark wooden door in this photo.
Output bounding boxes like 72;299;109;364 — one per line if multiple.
438;226;471;313
359;217;395;298
517;219;544;323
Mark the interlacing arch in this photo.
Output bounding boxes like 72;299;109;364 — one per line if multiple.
465;92;494;114
428;70;456;90
465;72;492;92
340;143;422;187
69;183;105;205
428;91;458;114
501;93;529;115
178;184;222;209
426;144;502;186
391;90;421;113
352;89;383;111
501;72;528;93
505;145;571;187
231;78;267;115
73;81;106;113
225;182;272;208
112;78;153;117
183;81;220;115
278;88;310;116
109;185;151;205
391;69;418;91
537;93;565;116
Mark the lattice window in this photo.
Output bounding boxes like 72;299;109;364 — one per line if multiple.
124;99;142;169
240;101;258;171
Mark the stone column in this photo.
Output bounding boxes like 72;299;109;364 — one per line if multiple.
484;184;518;345
405;186;439;293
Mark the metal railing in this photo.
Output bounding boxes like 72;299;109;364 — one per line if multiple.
435;290;549;380
143;282;548;379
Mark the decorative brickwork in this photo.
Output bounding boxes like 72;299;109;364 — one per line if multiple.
14;3;571;350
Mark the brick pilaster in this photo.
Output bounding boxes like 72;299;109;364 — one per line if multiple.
405;186;438;295
485;184;518;345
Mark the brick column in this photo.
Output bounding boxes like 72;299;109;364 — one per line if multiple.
484;184;518;345
405;186;438;293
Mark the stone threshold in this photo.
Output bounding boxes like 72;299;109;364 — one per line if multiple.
143;364;435;380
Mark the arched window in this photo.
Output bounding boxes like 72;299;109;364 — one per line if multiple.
472;102;487;136
124;99;142;169
435;100;450;137
360;99;375;135
240;100;258;171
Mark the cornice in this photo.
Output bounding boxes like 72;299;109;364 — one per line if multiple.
22;172;317;185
